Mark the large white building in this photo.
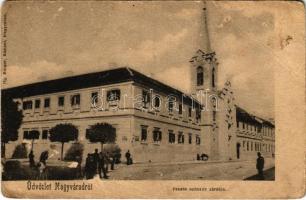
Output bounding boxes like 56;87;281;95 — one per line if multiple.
2;3;274;163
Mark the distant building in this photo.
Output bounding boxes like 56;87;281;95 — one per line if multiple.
2;2;274;163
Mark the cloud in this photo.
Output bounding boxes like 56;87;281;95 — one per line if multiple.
124;29;188;65
4;61;76;88
153;65;191;94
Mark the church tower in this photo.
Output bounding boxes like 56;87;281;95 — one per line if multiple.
190;1;218;95
190;1;220;160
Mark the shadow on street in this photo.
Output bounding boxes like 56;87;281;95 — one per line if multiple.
244;167;275;181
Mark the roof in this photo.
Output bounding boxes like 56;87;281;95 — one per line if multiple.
2;67;200;107
235;105;274;127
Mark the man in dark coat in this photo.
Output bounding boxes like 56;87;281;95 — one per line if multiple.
125;150;131;165
92;149;99;174
85;154;95;179
256;152;265;179
39;151;48;165
29;150;35;168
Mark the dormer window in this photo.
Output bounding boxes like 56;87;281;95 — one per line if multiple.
71;94;80;106
34;99;40;109
107;89;120;101
58;96;65;107
91;92;98;105
44;98;50;108
142;90;150;108
197;66;204;86
23;101;33;110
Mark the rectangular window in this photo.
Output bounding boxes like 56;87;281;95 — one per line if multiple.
237;121;239;128
179;103;183;115
196;135;201;145
107;89;120;101
168;130;175;144
23;101;33;110
188;107;192;118
196;108;201;121
188;133;192;144
141;126;147;142
58;96;64;107
153;128;162;142
34;99;40;109
91;92;98;105
213;111;216;121
153;95;161;109
23;130;29;139
42;130;49;140
71;94;80;106
142;90;150;108
44;98;50;108
178;132;184;144
168;101;173;113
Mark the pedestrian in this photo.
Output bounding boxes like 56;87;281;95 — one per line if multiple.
110;154;115;170
98;152;108;179
197;153;200;161
105;152;111;172
84;154;90;179
256;152;265;179
125;150;131;165
85;154;95;179
93;149;100;174
39;151;49;166
29;150;35;168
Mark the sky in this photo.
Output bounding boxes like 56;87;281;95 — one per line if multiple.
2;1;304;120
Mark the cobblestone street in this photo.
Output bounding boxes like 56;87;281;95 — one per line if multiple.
107;158;275;180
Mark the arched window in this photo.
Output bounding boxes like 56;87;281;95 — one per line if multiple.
212;68;215;87
197;66;204;86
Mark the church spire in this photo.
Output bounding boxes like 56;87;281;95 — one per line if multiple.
200;0;212;53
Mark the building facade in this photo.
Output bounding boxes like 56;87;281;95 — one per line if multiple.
3;68;206;163
2;3;274;163
3;65;275;163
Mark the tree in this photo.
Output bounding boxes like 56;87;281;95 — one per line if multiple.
24;130;40;151
1;95;23;158
86;123;116;151
49;123;78;160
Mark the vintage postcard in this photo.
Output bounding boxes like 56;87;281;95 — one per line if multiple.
1;0;305;199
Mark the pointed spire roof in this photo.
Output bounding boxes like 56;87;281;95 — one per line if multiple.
199;0;212;54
